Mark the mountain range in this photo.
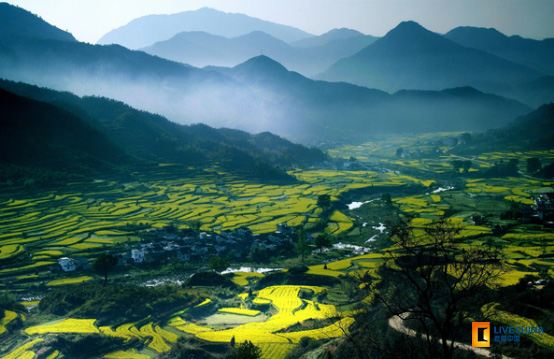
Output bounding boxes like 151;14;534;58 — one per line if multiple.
0;3;550;146
317;21;543;94
97;7;312;49
140;29;377;76
445;26;554;76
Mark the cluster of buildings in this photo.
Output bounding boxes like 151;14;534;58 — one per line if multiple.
55;224;299;272
122;224;296;265
519;193;554;226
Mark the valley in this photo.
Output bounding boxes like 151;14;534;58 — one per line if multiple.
1;2;554;359
2;128;554;359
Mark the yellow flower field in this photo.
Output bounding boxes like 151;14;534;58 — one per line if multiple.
218;308;261;316
25;318;99;335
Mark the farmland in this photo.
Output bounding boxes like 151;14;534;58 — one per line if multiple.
2;132;554;358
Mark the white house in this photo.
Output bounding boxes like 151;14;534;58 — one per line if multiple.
58;257;76;272
131;249;145;263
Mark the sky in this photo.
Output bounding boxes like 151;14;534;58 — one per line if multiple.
6;0;554;43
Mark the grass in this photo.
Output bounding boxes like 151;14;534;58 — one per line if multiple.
104;349;150;359
0;244;24;259
232;271;265;286
218;308;261;317
25;318;99;335
46;276;93;286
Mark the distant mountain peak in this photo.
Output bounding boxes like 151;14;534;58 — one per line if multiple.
234;55;288;74
385;21;433;38
326;28;365;37
97;7;312;49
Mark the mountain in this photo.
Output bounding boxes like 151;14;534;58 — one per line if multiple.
97;7;312;49
0;4;535;145
0;80;328;184
0;2;76;42
211;56;531;142
140;30;376;77
445;26;554;75
141;31;291;68
318;21;543;94
452;103;554;159
0;4;281;134
509;76;554;109
0;87;128;183
290;28;372;48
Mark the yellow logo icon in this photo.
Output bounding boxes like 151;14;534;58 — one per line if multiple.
472;322;490;347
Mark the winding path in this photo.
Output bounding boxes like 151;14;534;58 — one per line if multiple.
388;313;512;359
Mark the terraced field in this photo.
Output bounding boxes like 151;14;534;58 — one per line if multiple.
0;169;428;276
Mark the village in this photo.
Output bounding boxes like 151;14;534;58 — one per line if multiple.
57;223;299;273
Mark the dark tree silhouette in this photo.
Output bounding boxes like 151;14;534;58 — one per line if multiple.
527;157;542;173
317;194;331;209
226;340;261;359
354;219;503;359
209;256;229;273
296;228;310;263
93;253;118;287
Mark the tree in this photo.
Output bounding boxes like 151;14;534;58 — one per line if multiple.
315;234;332;249
93;254;118;287
451;160;463;172
296;228;310;263
396;148;404;157
462;160;472;173
527;157;542;174
209;256;229;273
381;193;392;206
226;340;261;359
458;132;472;144
357;219;503;359
317;194;331;209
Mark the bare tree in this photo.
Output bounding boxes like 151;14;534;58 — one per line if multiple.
348;219;503;359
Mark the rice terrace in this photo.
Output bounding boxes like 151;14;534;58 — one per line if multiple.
1;1;554;359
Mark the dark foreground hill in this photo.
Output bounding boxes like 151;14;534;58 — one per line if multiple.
0;80;328;186
0;88;128;178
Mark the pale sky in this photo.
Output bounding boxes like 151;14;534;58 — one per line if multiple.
6;0;554;43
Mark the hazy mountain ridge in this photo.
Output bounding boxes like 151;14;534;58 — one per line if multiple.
97;7;313;49
445;26;554;75
290;28;370;48
140;29;377;76
318;21;543;95
0;80;328;183
214;56;531;142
